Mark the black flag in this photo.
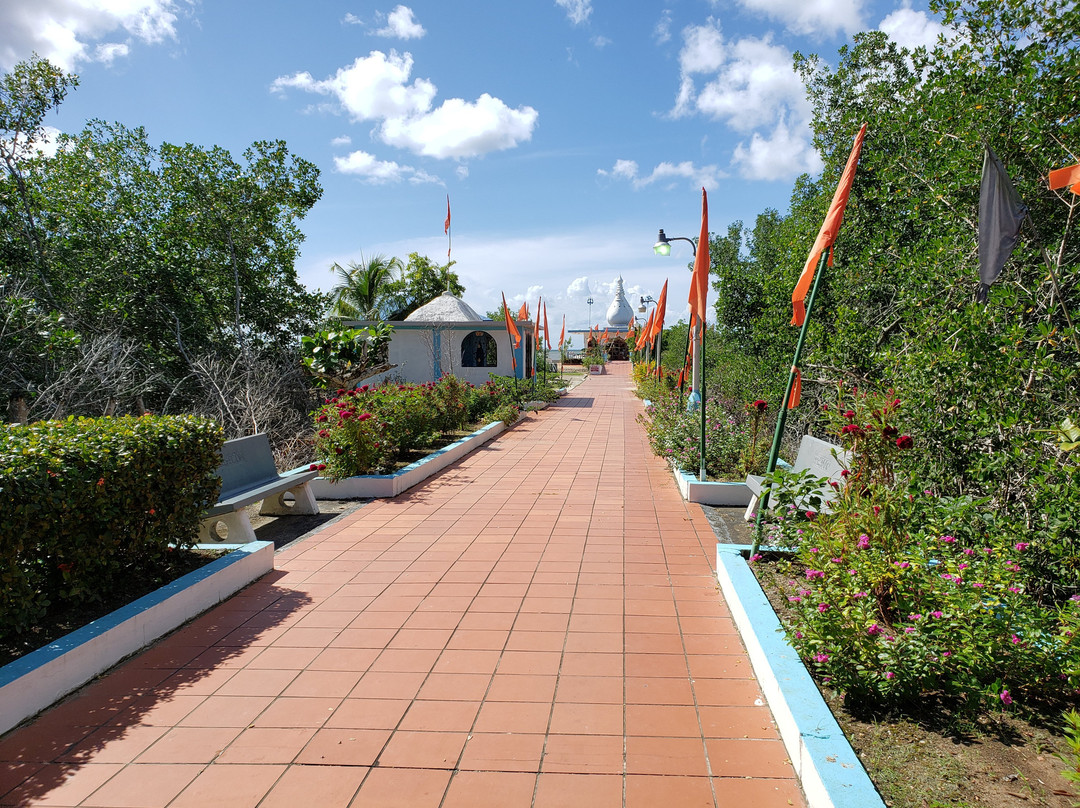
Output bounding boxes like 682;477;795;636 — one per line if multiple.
977;147;1027;303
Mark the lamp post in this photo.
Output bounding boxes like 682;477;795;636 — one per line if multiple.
653;229;701;410
586;296;594;329
654;228;706;482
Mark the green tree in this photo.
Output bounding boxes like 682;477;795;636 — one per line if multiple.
326;253;403;320
382;252;464;320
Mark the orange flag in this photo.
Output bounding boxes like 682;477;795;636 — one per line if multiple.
649;280;669;341
532;297;542;377
543;302;551;350
637;310;655;350
444;195;451;259
791;123;867;326
1049;163;1080;195
559;314;565;348
517;302;529;321
788;367;802;409
688;188;710;326
601;328;609;344
501;292;521;372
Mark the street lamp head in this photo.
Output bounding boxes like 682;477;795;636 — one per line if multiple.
653;229;672;256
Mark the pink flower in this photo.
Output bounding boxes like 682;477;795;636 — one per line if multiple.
856;534;870;550
817;603;830;613
884;671;895;680
1000;690;1013;705
940;535;956;543
749;553;763;562
1014;542;1030;551
867;623;882;636
813;653;830;663
931;610;944;619
1011;634;1020;644
805;570;824;580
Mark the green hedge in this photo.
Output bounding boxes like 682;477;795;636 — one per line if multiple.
0;415;223;638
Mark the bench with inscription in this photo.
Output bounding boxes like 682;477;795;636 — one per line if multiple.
743;434;849;521
200;433;319;543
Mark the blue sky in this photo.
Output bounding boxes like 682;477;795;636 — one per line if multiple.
2;0;946;345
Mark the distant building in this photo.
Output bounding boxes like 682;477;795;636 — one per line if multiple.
346;291;533;385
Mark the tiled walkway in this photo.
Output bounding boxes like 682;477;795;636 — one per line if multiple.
0;363;806;807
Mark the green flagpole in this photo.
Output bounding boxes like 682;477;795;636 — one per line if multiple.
751;249;829;556
698;321;707;482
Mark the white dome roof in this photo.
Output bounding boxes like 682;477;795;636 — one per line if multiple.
606;277;634;328
404;291;486;322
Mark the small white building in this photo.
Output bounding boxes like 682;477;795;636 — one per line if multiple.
349;291;533;386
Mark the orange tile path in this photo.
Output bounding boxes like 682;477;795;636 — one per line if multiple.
0;362;806;808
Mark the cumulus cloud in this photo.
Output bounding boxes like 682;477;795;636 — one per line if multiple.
733;0;866;37
342;12;363;25
333;149;440;184
556;0;592;25
879;7;948;51
654;9;673;44
670;19;819;181
373;5;425;39
273;51;538;160
597;158;725;190
331;135;353;146
0;0;183;70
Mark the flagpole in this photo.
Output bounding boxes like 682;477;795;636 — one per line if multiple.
751;249;829;555
698;323;706;482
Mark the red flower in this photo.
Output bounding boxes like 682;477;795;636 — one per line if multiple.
805;511;818;521
843;410;856;421
882;426;898;438
752;400;767;413
896;435;914;450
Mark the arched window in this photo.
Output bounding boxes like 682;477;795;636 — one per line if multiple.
461;331;498;367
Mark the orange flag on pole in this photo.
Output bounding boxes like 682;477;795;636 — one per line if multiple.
649;280;669;341
444;195;451;259
791;123;867;326
637;310;655;350
1049;163;1080;195
517;302;529;321
688;189;710;325
543;302;551;350
501;292;521;372
559;314;565;348
532;297;542;377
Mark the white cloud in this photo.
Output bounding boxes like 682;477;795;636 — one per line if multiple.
342;12;363;25
654;9;673;44
731;117;823;180
592;35;612;48
0;0;182;70
733;0;866;37
333;149;441;184
275;53;538;160
670;20;818;183
381;94;538;159
94;42;130;65
556;0;592;25
598;158;725;190
374;5;425;39
331;135;352;146
272;51;436;121
455;165;469;179
879;7;948;51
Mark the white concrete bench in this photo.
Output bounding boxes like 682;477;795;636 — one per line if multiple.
199;434;319;543
744;434;849;521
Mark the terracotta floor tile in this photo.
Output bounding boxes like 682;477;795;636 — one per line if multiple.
692;678;766;707
473;701;552;734
624;774;715;808
687;654;755;679
512;612;571;632
212;668;298;697
305;647;380;673
0;722;93;764
348;671;426;700
504;631;568;652
445;629;510;650
485;673;559;703
626;704;701;738
294;728;390;765
442;771;537;808
57;724;169;764
697;706;780;740
712;776;806;806
377;730;468;769
210;726;315;764
413;672;490;701
325;698;411;730
134;726;242;763
246;646;322;670
176;695;273;728
555;675;624;705
458;733;545;773
625;736;710;776
166;762;287;808
81;762;203;807
559;652;623;677
351;766;452;808
533;773;622;807
2;763;126;807
281;670;364;698
368;647;442;673
624;676;695;705
398;699;480;732
625;653;690;679
496;650;562;676
541;734;625;774
257;762;368;808
705;737;794;778
563;631;623;654
548;702;623;735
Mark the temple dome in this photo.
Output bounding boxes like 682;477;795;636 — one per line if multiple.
605;277;634;329
404;291;486;322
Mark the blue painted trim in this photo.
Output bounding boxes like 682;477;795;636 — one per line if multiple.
433;330;442;379
716;543;886;808
0;542;264;688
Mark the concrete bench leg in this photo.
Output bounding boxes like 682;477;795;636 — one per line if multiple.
743;495;758;523
259;482;319;516
199;510;257;544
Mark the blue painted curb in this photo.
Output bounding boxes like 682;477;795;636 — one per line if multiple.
716;543;886;808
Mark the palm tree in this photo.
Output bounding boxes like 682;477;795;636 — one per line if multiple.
326;253;403;321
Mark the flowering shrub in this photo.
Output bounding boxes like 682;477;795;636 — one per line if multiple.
636;388;773;479
764;387;1080;710
311;374;546;480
